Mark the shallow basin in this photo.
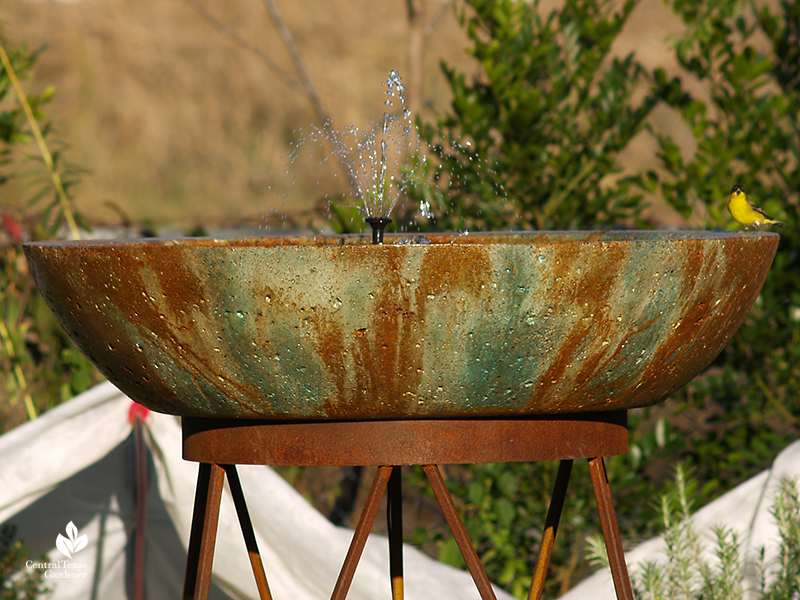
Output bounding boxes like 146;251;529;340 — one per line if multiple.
24;231;778;419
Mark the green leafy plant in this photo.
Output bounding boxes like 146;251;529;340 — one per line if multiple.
760;477;800;599
588;467;800;600
0;231;100;431
0;524;50;600
401;0;680;232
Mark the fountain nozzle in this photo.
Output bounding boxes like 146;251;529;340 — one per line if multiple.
365;217;392;245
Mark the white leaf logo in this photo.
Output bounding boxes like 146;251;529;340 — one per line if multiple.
56;521;88;558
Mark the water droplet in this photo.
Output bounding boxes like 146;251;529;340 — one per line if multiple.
419;199;434;219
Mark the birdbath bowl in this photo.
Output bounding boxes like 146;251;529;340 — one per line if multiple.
24;230;778;420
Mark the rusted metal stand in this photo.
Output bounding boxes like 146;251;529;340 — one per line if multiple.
181;412;633;600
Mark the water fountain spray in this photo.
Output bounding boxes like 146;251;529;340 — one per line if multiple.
361;71;407;245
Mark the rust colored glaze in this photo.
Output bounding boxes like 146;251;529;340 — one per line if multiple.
343;246;423;418
24;231;778;419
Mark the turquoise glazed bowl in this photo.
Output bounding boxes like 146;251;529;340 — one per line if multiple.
24;231;778;419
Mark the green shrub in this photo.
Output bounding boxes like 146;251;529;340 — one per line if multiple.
402;0;673;233
0;35;100;430
586;466;800;600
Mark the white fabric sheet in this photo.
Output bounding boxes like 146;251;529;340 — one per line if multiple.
0;382;513;600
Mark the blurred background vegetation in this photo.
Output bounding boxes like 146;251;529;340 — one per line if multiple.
2;0;800;598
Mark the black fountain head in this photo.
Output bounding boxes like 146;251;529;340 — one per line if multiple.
365;217;392;245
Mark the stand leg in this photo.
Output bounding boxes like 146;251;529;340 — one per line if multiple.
588;457;634;600
132;416;147;600
528;459;573;600
331;466;393;600
423;465;498;600
388;466;404;600
224;465;273;600
183;463;225;600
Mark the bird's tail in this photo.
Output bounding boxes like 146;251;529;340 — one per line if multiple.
765;219;787;227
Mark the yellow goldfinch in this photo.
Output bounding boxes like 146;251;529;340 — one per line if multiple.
727;184;785;229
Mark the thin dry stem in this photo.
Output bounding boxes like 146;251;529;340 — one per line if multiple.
260;0;360;196
0;320;36;420
182;0;300;89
